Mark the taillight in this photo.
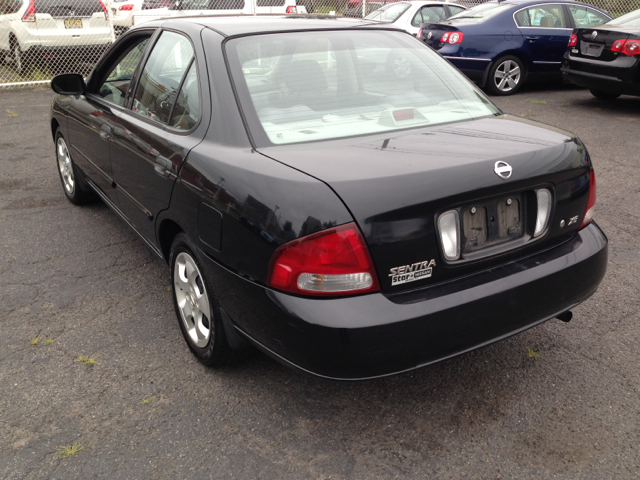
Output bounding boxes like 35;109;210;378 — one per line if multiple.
267;222;380;296
417;29;422;40
441;32;464;44
119;3;134;10
286;5;297;13
99;0;109;19
579;170;596;229
611;39;640;55
568;33;578;47
22;0;36;22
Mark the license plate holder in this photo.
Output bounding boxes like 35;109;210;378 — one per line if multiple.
461;194;523;253
64;19;83;29
581;41;604;57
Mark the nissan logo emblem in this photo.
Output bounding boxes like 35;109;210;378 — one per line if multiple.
591;31;598;40
494;161;513;179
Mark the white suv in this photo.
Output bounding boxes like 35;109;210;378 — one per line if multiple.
132;0;300;27
0;0;113;75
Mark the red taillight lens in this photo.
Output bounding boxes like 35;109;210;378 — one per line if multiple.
568;33;578;47
441;32;463;44
417;29;423;40
286;5;297;13
99;0;109;18
22;0;36;22
119;3;134;10
579;170;596;229
611;39;640;55
267;222;380;297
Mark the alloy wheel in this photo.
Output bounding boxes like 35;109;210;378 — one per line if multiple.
494;59;521;92
174;252;212;348
56;137;75;196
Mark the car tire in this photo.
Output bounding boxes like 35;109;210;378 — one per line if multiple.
485;55;525;96
590;89;620;100
55;130;97;205
170;233;249;367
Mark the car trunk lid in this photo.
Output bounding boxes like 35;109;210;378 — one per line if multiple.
258;116;592;294
572;26;632;62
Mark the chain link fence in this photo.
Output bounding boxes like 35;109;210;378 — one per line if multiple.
1;0;638;88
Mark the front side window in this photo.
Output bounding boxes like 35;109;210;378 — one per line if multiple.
133;31;195;125
515;5;567;28
226;30;500;146
98;38;150;107
568;5;609;27
170;62;200;130
411;5;447;27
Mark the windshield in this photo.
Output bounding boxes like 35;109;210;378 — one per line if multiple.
607;9;640;27
364;3;411;22
225;31;500;146
448;2;511;21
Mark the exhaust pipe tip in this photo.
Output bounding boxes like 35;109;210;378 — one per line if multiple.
556;311;573;323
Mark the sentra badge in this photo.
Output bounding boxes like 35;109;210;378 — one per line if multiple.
389;259;436;286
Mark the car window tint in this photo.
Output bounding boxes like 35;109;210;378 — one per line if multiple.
132;31;194;125
227;31;500;145
568;5;609;27
34;0;104;16
517;5;567;28
411;6;446;27
448;6;465;15
170;62;199;130
365;2;409;22
98;38;149;107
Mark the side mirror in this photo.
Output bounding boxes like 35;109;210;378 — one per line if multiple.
51;73;85;96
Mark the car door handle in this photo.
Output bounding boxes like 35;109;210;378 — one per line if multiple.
524;36;539;42
154;156;172;178
100;124;111;140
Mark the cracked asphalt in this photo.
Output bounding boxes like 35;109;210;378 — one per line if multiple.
1;84;639;480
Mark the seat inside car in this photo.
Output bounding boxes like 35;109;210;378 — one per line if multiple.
540;16;555;27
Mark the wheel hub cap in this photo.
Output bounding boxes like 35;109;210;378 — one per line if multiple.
56;137;75;195
174;252;212;348
495;60;521;92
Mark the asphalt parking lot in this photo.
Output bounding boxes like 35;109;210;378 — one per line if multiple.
1;83;639;479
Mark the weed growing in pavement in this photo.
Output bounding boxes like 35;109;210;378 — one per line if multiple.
141;396;157;404
524;99;547;105
5;109;18;117
44;337;55;345
30;337;39;346
57;442;85;458
527;347;539;359
75;355;97;366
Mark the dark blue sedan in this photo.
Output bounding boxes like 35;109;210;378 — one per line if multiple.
418;0;611;94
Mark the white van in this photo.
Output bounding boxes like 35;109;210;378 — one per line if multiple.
0;0;113;75
132;0;300;27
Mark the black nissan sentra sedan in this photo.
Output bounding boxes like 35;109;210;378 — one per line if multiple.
50;16;607;380
561;8;640;99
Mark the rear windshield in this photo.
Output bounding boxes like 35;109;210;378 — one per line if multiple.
607;9;640;27
448;2;511;21
225;30;500;146
35;0;104;16
364;2;411;22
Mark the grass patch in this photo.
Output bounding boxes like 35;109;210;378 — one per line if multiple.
141;396;157;405
527;347;539;359
57;442;85;458
44;337;55;345
75;355;97;366
6;109;18;117
524;98;547;105
30;336;40;346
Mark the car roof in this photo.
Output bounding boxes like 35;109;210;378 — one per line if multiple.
144;15;381;36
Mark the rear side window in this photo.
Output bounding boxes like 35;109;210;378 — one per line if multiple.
364;3;410;22
567;5;609;27
132;31;195;125
448;6;465;15
411;5;447;27
515;5;567;28
34;0;104;16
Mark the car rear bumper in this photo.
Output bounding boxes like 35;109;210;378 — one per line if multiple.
27;44;110;62
561;67;640;96
201;222;607;380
